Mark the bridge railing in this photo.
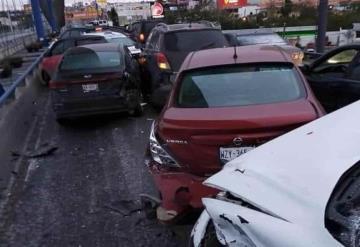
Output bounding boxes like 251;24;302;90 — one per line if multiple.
0;51;45;106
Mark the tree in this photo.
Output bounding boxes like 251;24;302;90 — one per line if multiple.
281;0;293;17
107;7;119;27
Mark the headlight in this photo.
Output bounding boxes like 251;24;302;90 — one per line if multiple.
149;122;180;168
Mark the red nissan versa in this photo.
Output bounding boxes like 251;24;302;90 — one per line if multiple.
145;45;325;223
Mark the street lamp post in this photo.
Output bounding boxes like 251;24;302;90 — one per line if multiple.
316;0;329;53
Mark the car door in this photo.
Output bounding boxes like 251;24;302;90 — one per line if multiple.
142;30;162;90
334;52;360;109
304;46;360;112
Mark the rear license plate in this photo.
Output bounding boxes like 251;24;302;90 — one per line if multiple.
220;147;254;164
82;84;98;92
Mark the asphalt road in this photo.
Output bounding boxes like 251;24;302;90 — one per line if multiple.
0;84;191;246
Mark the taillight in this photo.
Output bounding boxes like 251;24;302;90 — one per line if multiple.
49;81;66;89
139;33;145;43
155;53;171;70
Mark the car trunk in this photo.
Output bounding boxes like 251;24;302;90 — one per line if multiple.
158;99;318;175
51;72;126;108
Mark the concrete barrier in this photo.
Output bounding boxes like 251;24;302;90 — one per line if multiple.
0;56;45;198
0;31;37;61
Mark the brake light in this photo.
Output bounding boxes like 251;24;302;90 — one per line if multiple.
156;53;171;70
139;33;145;42
95;27;102;32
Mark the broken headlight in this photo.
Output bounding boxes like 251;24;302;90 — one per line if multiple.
149;122;180;168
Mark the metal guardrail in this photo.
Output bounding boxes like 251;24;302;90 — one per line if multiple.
0;51;45;105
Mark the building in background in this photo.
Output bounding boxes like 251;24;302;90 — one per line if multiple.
217;0;247;10
107;2;151;25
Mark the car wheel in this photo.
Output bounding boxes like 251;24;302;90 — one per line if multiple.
56;117;68;125
129;103;143;117
201;221;224;247
41;71;51;86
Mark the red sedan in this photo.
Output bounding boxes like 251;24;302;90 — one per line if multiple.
145;45;325;223
39;35;106;85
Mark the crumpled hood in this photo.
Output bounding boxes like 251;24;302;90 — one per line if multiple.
204;100;360;233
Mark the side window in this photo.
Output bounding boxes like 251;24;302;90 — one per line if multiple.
146;30;160;50
325;49;358;65
63;40;75;52
51;41;65;56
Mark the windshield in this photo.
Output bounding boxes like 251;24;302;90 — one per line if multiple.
164;30;227;52
177;64;304;108
236;33;287;46
108;37;135;46
60;48;122;71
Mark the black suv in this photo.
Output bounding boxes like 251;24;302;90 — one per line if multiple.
128;20;162;45
140;21;228;107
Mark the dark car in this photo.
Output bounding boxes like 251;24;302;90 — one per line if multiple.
224;30;304;65
140;22;228;107
50;43;143;122
58;26;95;40
301;44;360;113
128;19;162;45
145;45;324;223
40;35;107;85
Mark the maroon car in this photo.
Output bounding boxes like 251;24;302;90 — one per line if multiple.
145;45;325;223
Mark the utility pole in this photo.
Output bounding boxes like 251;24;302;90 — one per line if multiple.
316;0;329;53
30;0;45;41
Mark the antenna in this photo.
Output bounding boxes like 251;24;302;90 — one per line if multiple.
233;45;238;60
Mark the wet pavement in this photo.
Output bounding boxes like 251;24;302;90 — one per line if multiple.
0;85;191;246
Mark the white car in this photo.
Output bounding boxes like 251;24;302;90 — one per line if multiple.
84;31;135;47
190;100;360;247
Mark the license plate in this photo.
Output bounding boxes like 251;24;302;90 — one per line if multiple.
220;147;254;164
82;84;98;92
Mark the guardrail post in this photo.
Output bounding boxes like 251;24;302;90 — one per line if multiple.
31;0;45;42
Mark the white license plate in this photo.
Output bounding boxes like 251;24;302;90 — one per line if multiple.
220;147;254;164
82;84;98;92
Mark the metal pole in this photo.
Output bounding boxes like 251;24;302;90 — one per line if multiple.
30;0;45;41
46;0;57;32
316;0;328;53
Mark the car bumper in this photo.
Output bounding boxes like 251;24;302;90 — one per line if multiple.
52;95;131;118
147;161;219;223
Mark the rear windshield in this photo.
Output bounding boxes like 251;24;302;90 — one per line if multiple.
177;64;305;108
236;34;287;45
108;37;135;46
164;30;227;52
60;48;122;71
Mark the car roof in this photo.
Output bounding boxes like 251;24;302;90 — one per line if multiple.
84;31;127;38
157;23;218;32
182;45;292;71
224;29;276;36
72;43;121;52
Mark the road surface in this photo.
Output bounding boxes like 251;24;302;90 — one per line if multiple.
0;78;191;246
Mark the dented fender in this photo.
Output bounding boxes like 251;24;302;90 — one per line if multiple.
196;198;342;247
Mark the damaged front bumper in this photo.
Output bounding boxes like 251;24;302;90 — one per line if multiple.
147;161;219;223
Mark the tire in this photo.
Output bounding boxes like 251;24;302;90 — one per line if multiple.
41;71;51;86
56;117;68;125
129;103;143;117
